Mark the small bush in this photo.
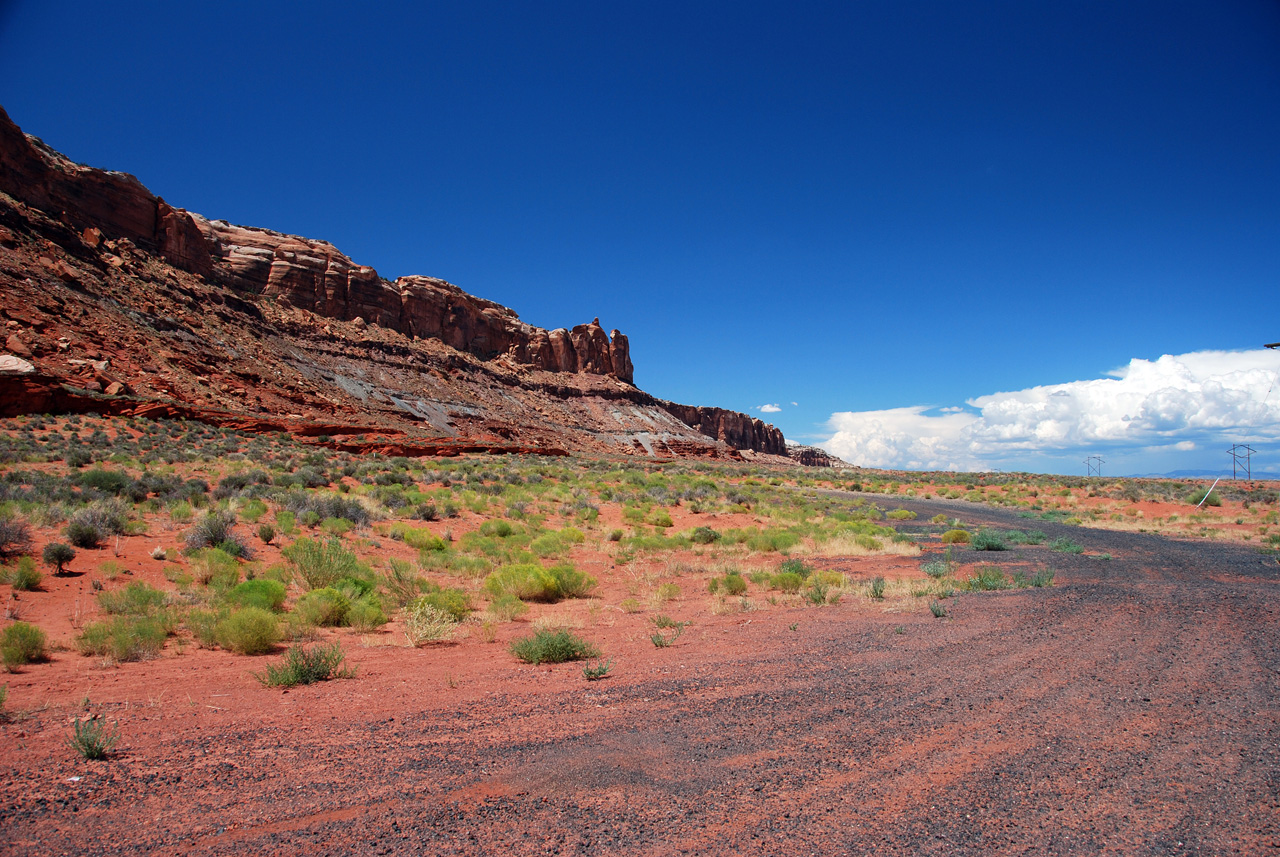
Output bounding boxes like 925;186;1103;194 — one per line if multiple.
67;715;119;760
1030;568;1056;587
971;530;1007;551
190;547;240;589
483;563;595;602
76;616;166;662
1187;488;1222;507
185;511;249;557
1;557;41;591
186;609;224;648
42;542;76;574
227;579;288;612
940;529;971;544
78;468;131;495
963;566;1009;591
254;642;354;687
0;515;33;558
257;523;276;544
689;526;720;545
771;571;804;593
2;621;48;669
66;499;129;548
582;658;613;681
487;593;529;622
415;585;472;622
403;600;458;645
65;519;104;548
867;576;886;600
886;509;917;521
478;520;516;538
282;537;366;591
216;607;280;654
346;596;387;632
929;600;948;618
920;556;952;579
509;629;600;664
1049;538;1084;555
98;581;169;617
294;588;350;627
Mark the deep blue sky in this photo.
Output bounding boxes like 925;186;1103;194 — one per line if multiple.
2;1;1278;473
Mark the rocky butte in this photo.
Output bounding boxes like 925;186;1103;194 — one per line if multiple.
0;105;794;461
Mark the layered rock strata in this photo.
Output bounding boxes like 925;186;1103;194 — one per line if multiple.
0;104;795;457
0;105;632;383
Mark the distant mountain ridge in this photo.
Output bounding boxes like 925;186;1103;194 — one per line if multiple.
1130;469;1280;481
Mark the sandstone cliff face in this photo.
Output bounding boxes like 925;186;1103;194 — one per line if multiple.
660;403;786;457
0;106;633;383
0;105;791;456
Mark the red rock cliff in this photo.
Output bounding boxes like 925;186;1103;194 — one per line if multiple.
0;105;633;383
659;403;786;456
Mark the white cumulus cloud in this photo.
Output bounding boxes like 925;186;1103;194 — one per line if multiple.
819;350;1280;471
758;404;782;413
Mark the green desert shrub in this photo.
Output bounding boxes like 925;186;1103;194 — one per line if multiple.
770;571;804;593
78;468;131;496
42;542;75;574
708;570;747;596
1;557;41;591
76;616;166;662
281;537;367;591
1049;537;1085;554
2;621;48;669
226;579;288;612
689;526;720;545
66;715;119;760
414;584;472;622
963;566;1009;591
486;593;529;622
970;529;1007;551
509;628;600;664
190;547;241;589
745;529;800;553
940;529;971;544
294;588;350;627
345;596;387;632
478;520;516;538
483;563;595;602
216;607;280;654
254;642;355;687
1187;488;1222;507
97;581;169;617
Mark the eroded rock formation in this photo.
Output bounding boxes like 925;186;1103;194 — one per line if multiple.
0;106;633;383
660;404;786;456
0;104;794;458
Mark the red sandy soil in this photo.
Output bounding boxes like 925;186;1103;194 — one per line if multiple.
2;493;1278;855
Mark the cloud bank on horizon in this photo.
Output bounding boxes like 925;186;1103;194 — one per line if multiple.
818;350;1280;473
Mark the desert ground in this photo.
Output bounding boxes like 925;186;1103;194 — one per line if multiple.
1;416;1277;855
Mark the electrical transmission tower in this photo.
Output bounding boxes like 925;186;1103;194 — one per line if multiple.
1228;444;1254;480
1084;455;1104;477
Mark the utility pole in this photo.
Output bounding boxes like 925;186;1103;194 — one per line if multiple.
1228;444;1254;480
1084;455;1104;477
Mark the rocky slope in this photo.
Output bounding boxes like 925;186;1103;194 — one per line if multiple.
0;106;787;460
